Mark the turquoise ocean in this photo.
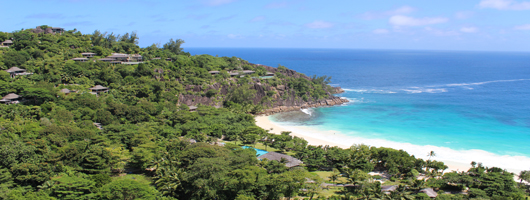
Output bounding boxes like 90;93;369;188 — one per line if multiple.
187;48;530;170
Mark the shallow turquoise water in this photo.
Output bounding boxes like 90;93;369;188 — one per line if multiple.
188;48;530;158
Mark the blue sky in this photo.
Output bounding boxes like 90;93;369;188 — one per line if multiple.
2;0;530;51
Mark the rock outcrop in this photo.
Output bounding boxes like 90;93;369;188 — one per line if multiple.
178;64;349;114
256;96;348;115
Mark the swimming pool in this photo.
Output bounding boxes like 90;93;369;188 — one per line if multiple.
242;146;268;157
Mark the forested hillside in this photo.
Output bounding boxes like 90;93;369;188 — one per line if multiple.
0;26;527;199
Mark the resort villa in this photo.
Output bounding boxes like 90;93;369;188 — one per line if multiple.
97;53;144;64
5;67;33;78
419;188;438;198
89;85;109;95
51;27;64;34
81;52;97;58
0;93;21;104
257;152;303;168
208;71;220;75
188;106;198;112
59;88;75;95
0;40;13;47
70;57;89;62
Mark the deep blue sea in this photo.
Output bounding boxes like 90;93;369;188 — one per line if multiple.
187;48;530;162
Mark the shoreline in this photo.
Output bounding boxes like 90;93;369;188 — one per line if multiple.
255;115;527;175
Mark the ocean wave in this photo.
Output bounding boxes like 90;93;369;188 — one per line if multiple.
402;88;448;94
343;88;397;94
443;79;530;88
300;108;314;116
343;78;530;95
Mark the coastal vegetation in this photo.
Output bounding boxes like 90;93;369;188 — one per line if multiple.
0;26;527;199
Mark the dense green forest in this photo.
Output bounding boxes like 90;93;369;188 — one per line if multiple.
0;26;528;199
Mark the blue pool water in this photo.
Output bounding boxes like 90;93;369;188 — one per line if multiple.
242;146;268;157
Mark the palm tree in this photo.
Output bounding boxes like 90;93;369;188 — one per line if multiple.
470;161;477;168
427;151;436;161
518;170;530;184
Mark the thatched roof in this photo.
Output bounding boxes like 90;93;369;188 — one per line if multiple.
2;93;20;100
90;85;108;90
257;152;302;168
5;67;25;73
60;88;72;94
381;185;397;193
419;188;437;198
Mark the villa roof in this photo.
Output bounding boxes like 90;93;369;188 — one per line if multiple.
98;58;115;61
81;52;96;55
419;188;437;198
2;40;13;44
108;53;129;58
2;93;20;100
5;67;25;73
229;73;239;76
60;88;72;94
189;106;198;110
242;70;255;74
90;85;108;90
257;152;303;168
381;185;397;192
209;71;220;74
266;72;274;75
71;57;88;61
130;54;142;57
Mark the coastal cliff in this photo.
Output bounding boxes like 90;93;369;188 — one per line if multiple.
178;64;348;114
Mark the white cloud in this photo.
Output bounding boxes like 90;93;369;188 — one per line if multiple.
514;24;530;30
227;34;242;39
361;6;415;20
203;0;237;6
373;29;389;34
479;0;530;10
425;27;460;36
389;15;448;27
250;16;265;22
460;26;479;33
455;11;474;19
305;20;334;29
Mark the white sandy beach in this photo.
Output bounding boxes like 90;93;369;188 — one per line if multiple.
255;115;528;175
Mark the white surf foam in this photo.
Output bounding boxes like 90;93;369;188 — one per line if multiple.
300;108;314;116
343;79;530;95
443;79;530;89
343;88;396;94
402;88;448;94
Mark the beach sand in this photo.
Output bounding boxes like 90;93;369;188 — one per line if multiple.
255;115;526;175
